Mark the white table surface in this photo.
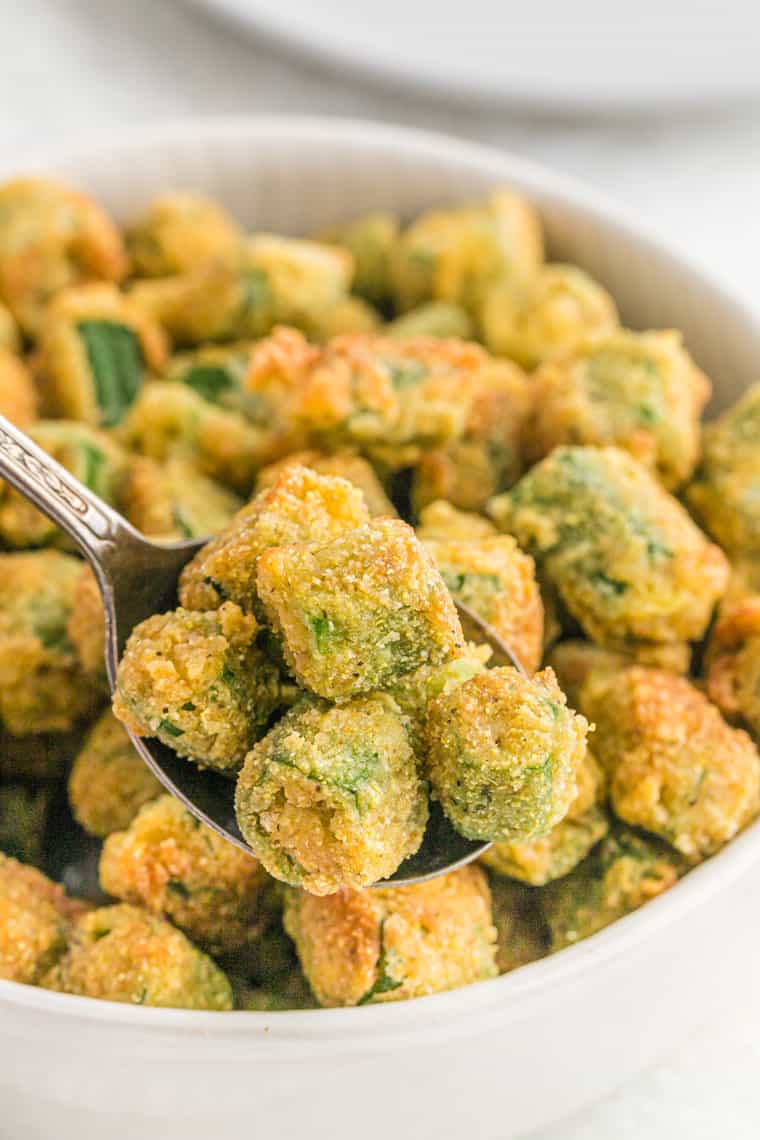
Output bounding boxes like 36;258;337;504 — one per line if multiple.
3;1;760;1135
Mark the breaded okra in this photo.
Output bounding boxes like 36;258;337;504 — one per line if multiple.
257;517;463;700
529;330;710;488
481;264;618;369
100;796;271;956
547;638;691;708
0;550;98;734
0;301;20;352
391;189;543;314
45;903;233;1010
113;601;282;773
705;595;760;739
582;667;760;860
416;500;500;543
235;695;428;895
321;211;400;308
0;854;85;984
426;666;589;842
0;348;37;427
255;449;396;518
387;301;474;341
120;456;242;542
0;178;126;336
179;465;370;615
126;191;244;277
489;446;728;647
543;826;682;951
282;865;497;1006
68;709;162;838
165;340;254;413
66;563;106;677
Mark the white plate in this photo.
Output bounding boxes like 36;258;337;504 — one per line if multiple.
188;0;760;112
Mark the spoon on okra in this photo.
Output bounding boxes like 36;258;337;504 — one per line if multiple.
0;414;525;887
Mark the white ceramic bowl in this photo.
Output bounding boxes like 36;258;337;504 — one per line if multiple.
2;117;760;1140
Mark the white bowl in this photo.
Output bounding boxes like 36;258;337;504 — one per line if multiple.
2;117;760;1140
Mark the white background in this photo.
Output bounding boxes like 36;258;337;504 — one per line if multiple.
3;1;760;1135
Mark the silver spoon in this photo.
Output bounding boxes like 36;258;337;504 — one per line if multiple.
0;414;524;886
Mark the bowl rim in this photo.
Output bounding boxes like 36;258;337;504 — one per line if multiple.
2;113;760;1042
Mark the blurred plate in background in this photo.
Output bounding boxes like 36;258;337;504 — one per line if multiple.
187;0;760;113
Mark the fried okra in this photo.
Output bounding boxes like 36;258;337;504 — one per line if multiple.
66;562;105;677
490;446;728;647
547;638;691;707
0;550;98;734
416;500;499;542
166;340;253;408
257;517;463;700
581;667;760;860
308;296;381;341
0;855;84;984
322;211;399;308
113;602;282;773
687;383;760;563
236;694;427;895
0;784;52;866
100;796;271;956
45;903;233;1010
481;264;618;369
255;449;395;518
0;301;20;352
282;865;497;1006
0;348;37;427
0;178;126;336
529;330;710;488
391;190;543;314
126;191;244;277
487;874;549;972
387;301;474;341
543;826;682;951
121;457;242;541
179;465;370;615
422;532;543;674
705;596;760;739
426;666;589;842
68;710;162;838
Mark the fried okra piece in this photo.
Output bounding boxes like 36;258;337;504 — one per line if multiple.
321;211;400;308
687;383;760;563
582;667;760;860
282;865;497;1006
547;638;691;707
45;903;233;1010
255;450;395;518
705;596;760;739
0;301;20;352
0;551;98;734
100;796;271;956
490;447;728;647
308;296;381;341
481;264;618;369
0;784;52;866
236;695;428;895
0;348;37;427
0;178;126;336
529;330;710;488
543;826;682;951
426;666;589;842
391;189;543;314
126;191;244;277
68;710;162;838
0;420;128;548
257;517;463;700
66;563;105;677
387;301;475;341
179;465;370;615
411;357;531;513
165;340;254;409
416;500;499;542
422;532;543;674
121;457;242;542
487;874;549;972
0;855;85;983
113;602;282;773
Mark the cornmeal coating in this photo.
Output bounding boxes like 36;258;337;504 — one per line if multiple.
0;783;52;866
0;550;97;734
386;643;491;757
100;796;271;956
255;449;395;517
45;903;233;1010
387;301;474;341
490;446;728;646
0;178;126;336
481;264;618;369
547;638;691;708
121;456;242;542
126;191;244;277
179;465;370;615
411;357;531;513
391;189;543;314
487;874;549;972
0;855;85;984
66;562;106;677
282;865;497;1006
422;533;543;673
705;596;760;739
321;211;399;307
68;709;162;838
529;330;709;488
416;500;499;542
581;667;760;859
257;517;463;700
36;283;167;427
113;601;282;773
0;348;37;427
0;301;20;352
687;383;760;562
543;826;682;951
426;666;589;842
235;694;428;895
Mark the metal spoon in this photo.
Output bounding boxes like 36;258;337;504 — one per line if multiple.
0;414;524;886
